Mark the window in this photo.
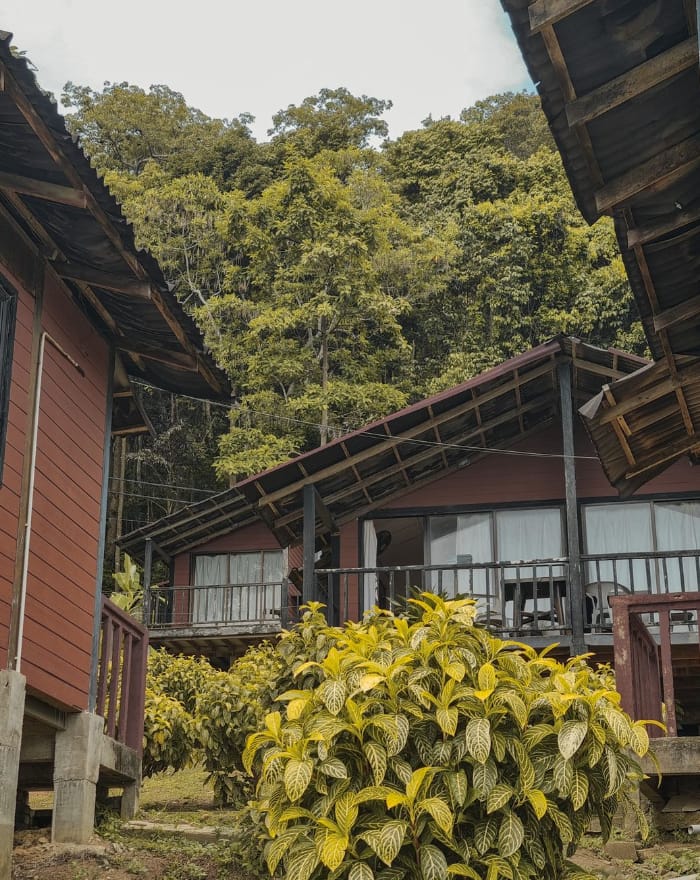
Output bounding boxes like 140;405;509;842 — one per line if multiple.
583;500;700;592
0;279;17;484
192;550;284;623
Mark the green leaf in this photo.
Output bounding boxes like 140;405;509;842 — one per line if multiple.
437;706;459;736
603;707;630;746
335;792;358;834
629;723;649;757
553;756;573;796
525;789;547;820
473;758;498;795
364;741;388;785
319;831;349;870
558;720;587;759
447;864;481;880
571;769;589;811
264;828;302;874
474;816;499;855
319;679;347;716
361;820;408;865
446;770;468;808
465;717;491;764
284;758;313;802
286;843;320;880
349;862;374;880
498;810;524;858
319;758;348;779
420;796;454;835
407;767;437;802
478;663;497;692
487;783;513;814
420;844;448;880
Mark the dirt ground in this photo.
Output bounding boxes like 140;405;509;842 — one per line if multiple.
10;827;700;880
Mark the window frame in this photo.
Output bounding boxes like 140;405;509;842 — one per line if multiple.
0;277;18;486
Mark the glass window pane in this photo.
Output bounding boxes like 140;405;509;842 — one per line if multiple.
496;509;563;566
429;514;493;597
655;502;700;590
192;555;229;622
583;503;654;591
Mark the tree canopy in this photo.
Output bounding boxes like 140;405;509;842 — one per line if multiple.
63;84;642;553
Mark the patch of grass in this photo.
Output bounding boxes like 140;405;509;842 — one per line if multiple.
140;767;215;810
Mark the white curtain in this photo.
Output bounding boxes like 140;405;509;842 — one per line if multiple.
262;551;285;619
583;503;654;591
496;508;564;577
363;521;378;613
193;555;228;622
429;514;493;598
655;502;700;590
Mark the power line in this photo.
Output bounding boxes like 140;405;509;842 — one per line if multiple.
131;379;600;463
109;476;218;495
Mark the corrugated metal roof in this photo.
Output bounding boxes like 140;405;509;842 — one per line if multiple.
500;0;700;489
0;31;229;401
120;337;647;562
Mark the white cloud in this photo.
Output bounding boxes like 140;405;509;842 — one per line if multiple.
2;0;531;140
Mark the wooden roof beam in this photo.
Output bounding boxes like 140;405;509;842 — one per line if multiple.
627;201;700;248
566;38;698;128
653;291;700;333
119;344;199;371
596;134;700;214
625;431;700;479
529;0;596;33
0;170;86;208
255;360;557;508
1;61;227;398
599;359;700;425
51;260;152;298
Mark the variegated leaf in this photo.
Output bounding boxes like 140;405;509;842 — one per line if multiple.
525;788;547;820
335;792;358;834
319;831;349;870
437;705;459;737
264;828;302;874
465;717;491;764
629;722;649;757
319;758;348;779
364;741;388;785
486;783;513;814
571;769;589;811
349;862;374;880
553;756;573;796
478;663;497;692
420;796;454;836
447;864;481;880
498;810;524;859
420;844;448;880
319;679;347;716
474;816;499;855
361;820;408;865
286;843;319;880
558;720;587;759
445;769;468;808
473;758;498;795
284;758;313;802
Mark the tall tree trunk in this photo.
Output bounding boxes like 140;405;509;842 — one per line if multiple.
320;316;329;445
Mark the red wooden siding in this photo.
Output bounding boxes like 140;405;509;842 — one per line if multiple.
0;268;109;711
384;425;700;511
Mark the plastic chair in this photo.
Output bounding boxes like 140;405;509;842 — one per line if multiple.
584;581;630;630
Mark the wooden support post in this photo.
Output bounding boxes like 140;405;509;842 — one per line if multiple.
303;485;316;605
142;539;153;627
329;533;340;626
558;361;586;654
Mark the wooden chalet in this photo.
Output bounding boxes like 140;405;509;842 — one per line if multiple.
123;337;700;802
0;30;228;877
498;0;700;807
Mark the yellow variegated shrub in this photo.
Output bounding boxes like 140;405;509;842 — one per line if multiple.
244;594;656;880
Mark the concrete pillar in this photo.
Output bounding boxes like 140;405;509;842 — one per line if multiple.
0;669;26;880
52;712;103;843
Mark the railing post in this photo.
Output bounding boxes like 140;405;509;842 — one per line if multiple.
142;538;153;626
558;360;585;654
303;484;316;605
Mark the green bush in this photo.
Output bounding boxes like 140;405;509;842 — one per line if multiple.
245;594;655;880
142;687;199;777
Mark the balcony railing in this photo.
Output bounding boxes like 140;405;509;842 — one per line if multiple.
142;551;700;642
146;580;295;630
96;596;149;754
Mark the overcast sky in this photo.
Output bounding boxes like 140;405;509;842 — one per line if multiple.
1;0;531;141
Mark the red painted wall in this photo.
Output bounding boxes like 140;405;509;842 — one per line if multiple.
0;265;109;711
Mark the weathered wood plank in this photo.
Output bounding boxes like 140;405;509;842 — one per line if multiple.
566;37;698;127
51;260;151;298
529;0;596;33
653;292;700;333
595;134;700;214
0;169;86;208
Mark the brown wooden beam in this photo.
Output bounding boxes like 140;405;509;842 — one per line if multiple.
595;133;700;214
1;60;226;399
51;260;151;298
627;201;700;247
599;360;700;425
529;0;595;33
256;360;557;508
625;430;700;479
653;292;700;333
0;169;86;208
566;38;698;128
119;344;199;371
